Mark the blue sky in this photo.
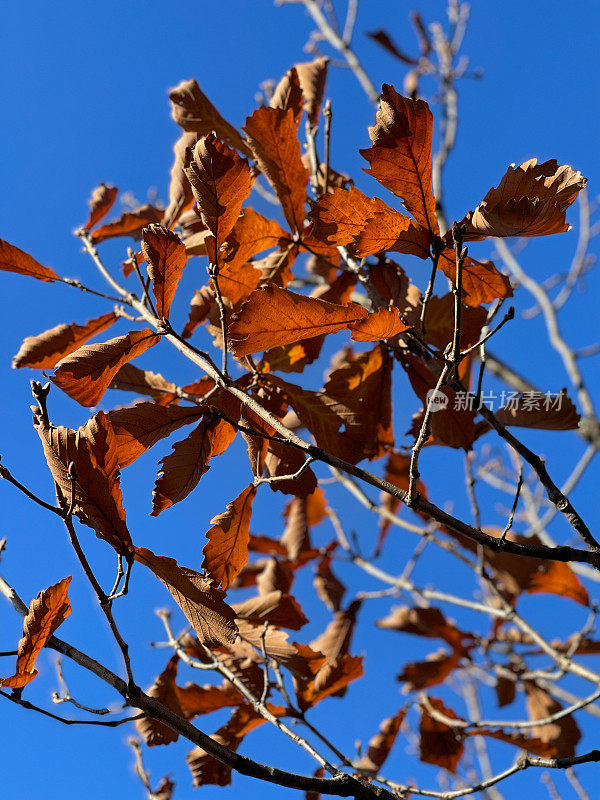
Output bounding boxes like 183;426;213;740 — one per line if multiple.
1;1;599;798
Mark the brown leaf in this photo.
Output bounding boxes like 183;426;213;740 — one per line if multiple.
256;558;295;596
473;728;556;758
437;248;513;306
232;590;308;630
353;208;433;259
495;676;517;708
377;606;472;655
51;328;160;407
184;135;253;265
84;183;118;231
460;159;586;238
135;547;237;647
186;732;239;787
162;131;198;229
524;681;581;756
350;308;411;342
90;204;164;244
244;105;309;234
492;390;580;430
109;397;203;470
202;485;256;590
288;487;328;527
314;556;346;612
234;620;324;681
35;414;132;555
280;496;311;560
360;85;439;235
398;649;461;692
309;186;389;246
182;285;215;338
356;710;406;772
270;66;304;123
12;312;118;370
297;654;363;710
418;697;464;773
108;364;179;400
0;577;71;688
264;442;317;498
423;294;488;352
142;225;187;320
176;681;244;718
135;655;184;746
222;207;288;275
273;57;329;125
228;284;368;357
151;417;220;515
169;78;251;157
0;238;59;282
310;599;361;660
217;262;263;310
367;30;418;65
151;776;175;800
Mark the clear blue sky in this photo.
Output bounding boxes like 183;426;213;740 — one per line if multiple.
1;1;599;798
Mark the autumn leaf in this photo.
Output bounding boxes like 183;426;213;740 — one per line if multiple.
135;547;237;647
378;605;473;655
398;649;461;691
273;57;329;125
297;654;364;710
184;134;253;264
244;104;309;234
353;208;433;259
90;204;164;244
12;312;118;369
222;208;288;275
135;656;184;746
473;729;557;758
202;485;256;590
271;66;303;123
35;413;133;555
229;284;367;357
418;697;464;773
84;183;118;231
524;681;581;756
367;30;419;65
459;158;587;238
232;590;308;631
0;238;59;282
187;731;239;788
437;248;513;306
0;577;71;688
176;681;244;718
356;710;406;772
314;556;346;612
308;186;389;247
311;599;362;661
491;390;580;430
51;328;160;407
162;131;198;229
350;308;411;341
109;363;179;401
142;225;187;320
360;85;439;235
169;78;252;157
181;285;215;338
376;450;428;547
280;496;310;560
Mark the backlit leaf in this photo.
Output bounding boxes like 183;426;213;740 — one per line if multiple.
135;656;184;746
142;225;187;320
84;183;118;231
202;485;257;589
0;238;59;282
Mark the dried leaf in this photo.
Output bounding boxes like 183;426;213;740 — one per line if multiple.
437;248;513;306
0;238;59;282
186;732;239;787
360;85;439;235
264;441;317;498
356;710;406;772
524;681;581;756
90;204;164;244
228;284;368;357
289;57;329;124
493;390;580;430
142;225;187;320
51;328;160;407
35;414;132;555
134;547;237;647
398;649;461;691
418;697;464;773
202;485;256;589
135;656;184;746
12;312;118;370
297;654;364;710
309;186;389;246
109;364;179;400
314;556;345;612
353;208;433;259
270;66;304;123
378;606;472;655
0;577;71;688
169;78;251;157
473;728;556;758
85;183;118;231
222;207;288;275
162;131;198;229
368;30;418;65
310;599;361;660
176;681;244;718
244;105;309;234
350;308;411;341
232;590;308;630
280;496;310;560
182;285;215;338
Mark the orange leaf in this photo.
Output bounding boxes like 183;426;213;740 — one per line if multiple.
182;285;215;338
377;605;472;655
473;729;557;758
169;78;252;158
314;556;346;612
1;577;71;688
134;546;237;647
244;105;309;234
437;248;513;306
353;208;433;259
460;158;586;238
51;328;160;407
12;312;118;369
360;85;439;235
90;204;163;244
84;183;118;231
35;413;133;555
309;186;389;247
135;656;184;746
228;284;367;357
356;710;406;772
350;307;411;341
232;590;308;631
297;654;364;710
184;134;253;264
109;363;179;401
0;238;59;282
270;66;304;123
162;131;198;229
295;56;329;124
202;485;257;589
418;697;465;773
398;648;461;691
142;225;187;320
493;390;580;430
217;262;263;309
222;207;288;274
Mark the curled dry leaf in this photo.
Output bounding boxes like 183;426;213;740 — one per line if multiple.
310;599;362;660
90;204;164;244
360;84;439;236
418;696;464;773
356;709;406;772
244;104;309;235
377;605;473;656
273;57;329;125
232;590;308;630
473;728;556;758
314;556;346;612
187;732;239;788
264;441;318;498
0;238;59;282
524;681;581;756
51;328;161;407
169;78;252;158
489;390;580;431
270;66;303;123
367;30;418;65
162;131;198;229
84;183;118;231
135;655;184;747
134;546;237;647
35;413;133;555
182;285;215;338
0;577;71;688
176;681;244;718
228;284;368;357
142;225;187;320
296;654;364;711
460;158;586;238
202;485;257;590
12;311;118;370
222;207;288;275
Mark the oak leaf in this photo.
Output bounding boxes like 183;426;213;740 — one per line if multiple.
356;710;406;772
232;590;308;630
377;606;473;656
142;225;187;320
350;307;411;341
135;655;184;746
134;547;237;647
84;183;118;231
182;285;215;338
398;649;461;692
309;186;389;247
418;697;464;773
202;485;257;589
524;681;581;756
90;204;163;244
162;131;198;229
353;208;433;259
314;556;346;612
0;238;59;282
12;311;118;370
473;729;556;758
297;654;364;710
109;363;179;401
0;577;71;688
51;328;160;407
437;248;513;306
221;207;288;275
